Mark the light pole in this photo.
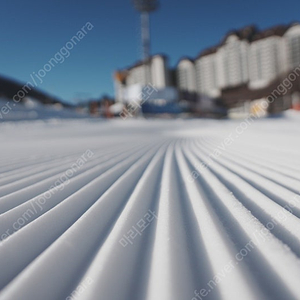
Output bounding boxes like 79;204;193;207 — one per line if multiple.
132;0;159;85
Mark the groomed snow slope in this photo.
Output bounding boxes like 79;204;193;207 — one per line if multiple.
0;113;300;300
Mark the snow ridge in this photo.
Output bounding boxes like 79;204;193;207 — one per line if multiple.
0;117;300;300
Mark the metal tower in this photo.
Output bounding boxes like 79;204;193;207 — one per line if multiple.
132;0;159;61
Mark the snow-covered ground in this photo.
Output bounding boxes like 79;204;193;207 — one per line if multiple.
0;98;87;121
0;112;300;300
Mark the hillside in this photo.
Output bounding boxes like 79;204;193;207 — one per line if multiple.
0;74;65;105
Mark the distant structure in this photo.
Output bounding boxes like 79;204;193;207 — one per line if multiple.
177;22;300;115
132;0;159;61
194;26;257;99
114;54;177;104
132;0;159;86
114;0;179;112
114;21;300;117
176;57;197;103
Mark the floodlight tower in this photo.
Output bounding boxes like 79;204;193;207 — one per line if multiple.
132;0;159;84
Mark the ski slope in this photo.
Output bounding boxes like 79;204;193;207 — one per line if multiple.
0;98;87;122
0;113;300;300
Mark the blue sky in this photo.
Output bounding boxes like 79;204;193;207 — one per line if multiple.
1;0;300;103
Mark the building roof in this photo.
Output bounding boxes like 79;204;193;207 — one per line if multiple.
196;22;299;60
252;25;290;42
121;53;169;72
220;25;258;45
196;46;218;59
176;56;195;66
196;25;258;59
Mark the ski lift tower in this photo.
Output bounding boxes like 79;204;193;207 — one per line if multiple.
132;0;159;84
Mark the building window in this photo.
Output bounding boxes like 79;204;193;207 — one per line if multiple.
257;48;263;80
289;36;300;68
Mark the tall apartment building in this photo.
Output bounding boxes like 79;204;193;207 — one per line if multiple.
177;58;197;93
284;23;300;70
194;26;257;98
217;27;255;88
176;57;198;103
114;54;172;103
248;26;287;89
185;23;300;106
151;54;170;88
115;22;300;113
195;48;219;98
